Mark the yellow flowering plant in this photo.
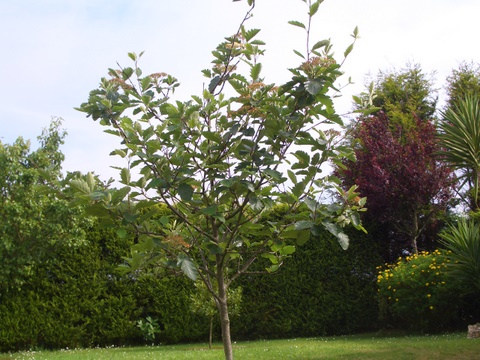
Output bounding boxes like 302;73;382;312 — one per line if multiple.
377;249;461;332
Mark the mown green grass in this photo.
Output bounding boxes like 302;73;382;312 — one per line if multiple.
2;333;479;360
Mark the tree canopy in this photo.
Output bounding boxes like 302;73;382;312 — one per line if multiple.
0;118;86;291
338;66;454;259
445;62;480;111
72;1;364;358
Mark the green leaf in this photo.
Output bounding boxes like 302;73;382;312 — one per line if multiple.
90;191;107;201
110;149;127;158
146;178;168;190
141;76;152;91
353;26;359;38
266;264;280;273
243;28;261;42
358;197;367;207
323;221;341;236
288;20;306;29
280;245;296;255
263;168;284;182
306;79;324;96
200;205;218;216
311;40;329;52
292;181;306;198
304;197;317;212
70;179;91;195
280;229;309;245
309;1;321;16
353;107;381;115
177;255;198;281
293;150;310;168
178;183;194;201
351;212;361;227
297;230;311;246
128;52;137;61
249;196;264;212
287;170;297;184
117;228;127;238
122;67;134;79
202;131;222;143
344;43;354;58
120;168;131;185
293;49;305;59
111;186;131;204
209;76;221;93
336;232;349;250
295;220;314;231
323;221;349;250
262;253;278;264
205;242;223;255
352;95;363;105
250;63;262;81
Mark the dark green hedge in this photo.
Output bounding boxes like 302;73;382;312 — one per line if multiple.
0;223;381;352
0;224;206;352
233;229;381;340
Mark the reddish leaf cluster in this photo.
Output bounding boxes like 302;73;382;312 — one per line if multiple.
339;112;454;225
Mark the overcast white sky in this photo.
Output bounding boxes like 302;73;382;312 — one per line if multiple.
1;0;479;181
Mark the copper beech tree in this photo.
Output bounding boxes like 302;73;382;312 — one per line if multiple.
337;112;454;257
72;1;364;359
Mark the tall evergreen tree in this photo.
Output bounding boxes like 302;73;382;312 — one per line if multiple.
445;62;480;111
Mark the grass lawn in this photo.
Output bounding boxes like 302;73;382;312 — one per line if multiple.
2;333;479;360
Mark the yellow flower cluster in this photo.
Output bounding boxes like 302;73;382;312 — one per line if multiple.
377;248;451;308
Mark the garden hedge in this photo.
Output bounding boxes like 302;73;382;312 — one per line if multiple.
0;222;387;351
233;228;381;340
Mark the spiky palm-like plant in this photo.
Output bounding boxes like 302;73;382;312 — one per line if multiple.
439;219;480;293
438;96;480;210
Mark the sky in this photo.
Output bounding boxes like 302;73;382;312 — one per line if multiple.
1;0;479;181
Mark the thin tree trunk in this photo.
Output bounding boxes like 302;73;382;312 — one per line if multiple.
216;260;234;360
412;211;419;255
209;316;213;350
218;295;233;360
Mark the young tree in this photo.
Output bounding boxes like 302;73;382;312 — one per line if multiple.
73;1;364;358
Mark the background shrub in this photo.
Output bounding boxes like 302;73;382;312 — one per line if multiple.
133;275;208;344
377;249;462;333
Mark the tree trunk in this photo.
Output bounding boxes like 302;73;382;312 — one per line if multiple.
411;211;419;255
209;316;213;350
218;294;233;360
216;260;234;360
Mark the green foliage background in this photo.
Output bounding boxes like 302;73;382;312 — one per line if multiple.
0;221;379;352
234;228;380;339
